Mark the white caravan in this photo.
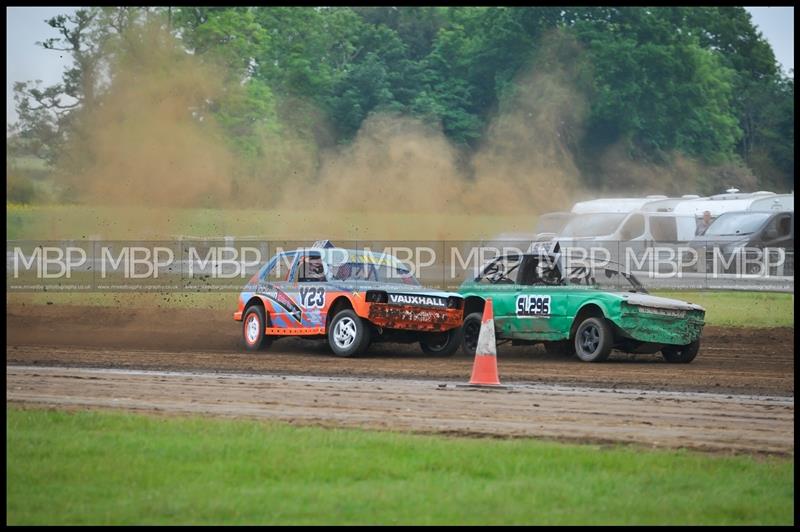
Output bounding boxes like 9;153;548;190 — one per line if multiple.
570;195;668;214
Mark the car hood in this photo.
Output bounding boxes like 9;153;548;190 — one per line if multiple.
619;292;705;312
691;234;751;245
557;236;611;242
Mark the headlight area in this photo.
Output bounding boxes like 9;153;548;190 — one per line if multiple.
618;303;704;345
365;290;388;303
622;302;705;324
446;296;463;310
635;306;687;318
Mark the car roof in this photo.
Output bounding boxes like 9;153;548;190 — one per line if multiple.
287;247;408;267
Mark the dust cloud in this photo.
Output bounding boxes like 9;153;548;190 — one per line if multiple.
282;30;587;220
60;23;236;210
587;141;758;198
52;25;724;239
466;30;586;215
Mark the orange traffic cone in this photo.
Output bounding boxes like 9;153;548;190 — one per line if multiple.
468;298;502;386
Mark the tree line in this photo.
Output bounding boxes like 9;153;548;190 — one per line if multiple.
8;6;794;203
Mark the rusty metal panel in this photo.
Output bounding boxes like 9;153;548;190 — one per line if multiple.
367;303;462;332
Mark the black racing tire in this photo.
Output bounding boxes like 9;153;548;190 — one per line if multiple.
573;316;613;362
242;305;272;351
328;309;371;357
460;312;485;357
420;327;463;357
544;340;574;357
662;339;700;364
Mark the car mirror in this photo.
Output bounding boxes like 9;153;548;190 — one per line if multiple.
765;228;779;240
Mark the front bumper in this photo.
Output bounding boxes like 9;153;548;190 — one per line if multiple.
616;306;705;346
367;304;463;332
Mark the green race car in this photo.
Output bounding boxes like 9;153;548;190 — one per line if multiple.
458;244;705;363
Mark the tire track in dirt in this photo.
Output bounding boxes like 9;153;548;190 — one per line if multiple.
6;304;794;396
7;365;793;456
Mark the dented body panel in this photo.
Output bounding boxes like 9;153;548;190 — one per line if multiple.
459;252;705;349
235;248;464;340
615;303;705;345
367;303;463;332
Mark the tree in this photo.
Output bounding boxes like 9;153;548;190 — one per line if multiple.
11;9;100;162
10;6;793;196
570;7;741;163
10;7;161;164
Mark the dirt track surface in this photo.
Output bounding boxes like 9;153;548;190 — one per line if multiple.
6;366;794;456
6;304;795;454
6;304;795;396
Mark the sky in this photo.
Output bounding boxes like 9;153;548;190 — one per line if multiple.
5;6;796;126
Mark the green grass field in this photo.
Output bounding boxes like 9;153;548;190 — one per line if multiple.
6;407;794;525
650;290;794;328
6;203;533;240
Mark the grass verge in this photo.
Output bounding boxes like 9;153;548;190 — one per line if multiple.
7;407;794;525
651;290;794;328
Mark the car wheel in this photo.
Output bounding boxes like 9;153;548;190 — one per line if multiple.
242;306;272;351
460;312;484;357
328;309;371;357
544;340;574;357
573;316;613;362
661;339;700;363
420;327;463;357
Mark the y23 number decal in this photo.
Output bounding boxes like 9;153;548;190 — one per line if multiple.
299;286;325;308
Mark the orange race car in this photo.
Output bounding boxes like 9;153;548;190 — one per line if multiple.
234;242;464;357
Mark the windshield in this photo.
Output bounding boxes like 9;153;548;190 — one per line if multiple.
327;261;418;285
316;249;420;285
535;213;572;234
704;212;771;237
563;263;646;293
560;213;627;238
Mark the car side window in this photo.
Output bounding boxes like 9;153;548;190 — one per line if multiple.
650;217;677;241
258;256;278;282
517;256;561;286
777;215;791;237
620;214;645;240
477;255;522;284
516;257;539;285
295;254;327;282
265;253;294;283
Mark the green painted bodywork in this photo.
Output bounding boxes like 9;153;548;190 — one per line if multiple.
459;282;705;347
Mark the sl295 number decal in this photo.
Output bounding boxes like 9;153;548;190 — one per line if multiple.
299;286;326;308
516;294;551;317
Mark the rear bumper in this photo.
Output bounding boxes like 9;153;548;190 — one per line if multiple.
367;304;463;332
233;311;243;321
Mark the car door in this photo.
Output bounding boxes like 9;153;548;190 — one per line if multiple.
759;213;793;276
469;254;523;339
259;251;302;329
762;213;793;249
617;213;647;272
293;251;329;329
513;255;567;341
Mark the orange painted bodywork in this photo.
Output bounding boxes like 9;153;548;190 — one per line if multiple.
234;288;463;337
